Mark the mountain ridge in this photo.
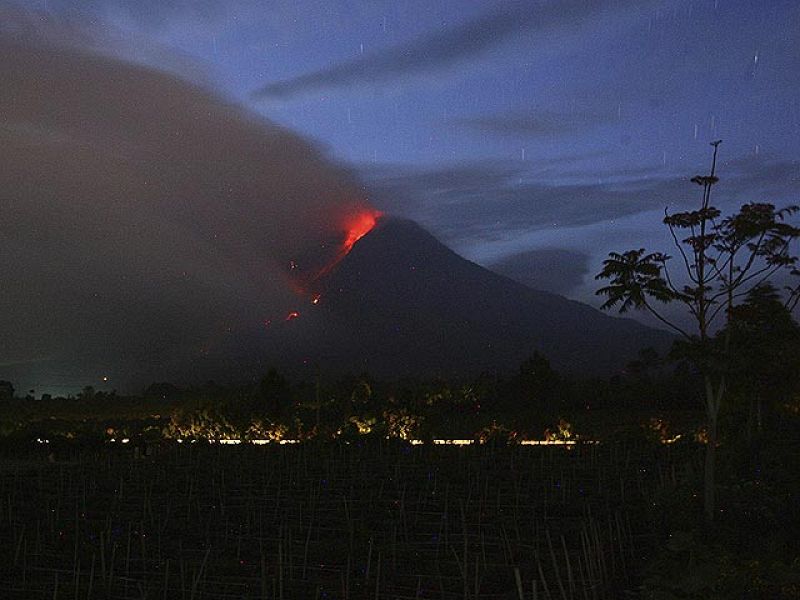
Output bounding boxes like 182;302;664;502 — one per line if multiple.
276;216;674;376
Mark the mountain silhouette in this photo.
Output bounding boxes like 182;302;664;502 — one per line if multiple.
268;217;673;377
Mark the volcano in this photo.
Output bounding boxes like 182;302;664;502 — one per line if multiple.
268;217;673;377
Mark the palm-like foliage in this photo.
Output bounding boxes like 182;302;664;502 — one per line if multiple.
594;141;799;522
595;249;691;337
596;249;674;312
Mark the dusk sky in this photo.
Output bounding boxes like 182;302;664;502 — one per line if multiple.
3;0;799;392
37;0;797;294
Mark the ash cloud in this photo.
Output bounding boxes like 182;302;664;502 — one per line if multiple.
0;12;371;391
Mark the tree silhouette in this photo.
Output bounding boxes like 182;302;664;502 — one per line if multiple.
722;284;800;439
596;141;800;520
258;369;291;420
514;352;561;424
144;382;181;401
77;386;96;401
0;381;14;401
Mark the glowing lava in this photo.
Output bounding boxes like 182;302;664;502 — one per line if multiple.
284;209;382;302
342;210;382;254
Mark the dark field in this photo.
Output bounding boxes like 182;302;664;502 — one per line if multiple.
0;441;683;599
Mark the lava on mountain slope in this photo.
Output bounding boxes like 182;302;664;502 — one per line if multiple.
289;209;383;296
279;209;382;322
342;211;382;254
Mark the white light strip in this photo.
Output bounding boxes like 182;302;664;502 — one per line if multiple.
519;439;577;446
43;437;601;446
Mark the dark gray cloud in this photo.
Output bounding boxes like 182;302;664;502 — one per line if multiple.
362;162;682;244
252;0;653;99
720;155;800;201
489;248;590;295
0;3;210;80
104;0;225;29
362;161;519;218
0;17;373;390
361;155;800;249
455;108;619;138
14;0;227;31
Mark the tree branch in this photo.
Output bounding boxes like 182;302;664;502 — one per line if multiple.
641;300;693;340
665;207;699;284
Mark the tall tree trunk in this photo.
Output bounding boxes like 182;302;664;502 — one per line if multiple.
756;395;763;434
703;375;723;522
704;410;717;521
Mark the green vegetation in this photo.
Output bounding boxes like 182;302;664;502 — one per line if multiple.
597;141;799;522
595;143;800;597
0;351;707;446
1;338;798;597
2;147;798;598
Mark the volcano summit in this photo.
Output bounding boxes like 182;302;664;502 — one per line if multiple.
270;217;673;378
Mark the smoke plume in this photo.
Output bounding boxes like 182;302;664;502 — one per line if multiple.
0;7;373;391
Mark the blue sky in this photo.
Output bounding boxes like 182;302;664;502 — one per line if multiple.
21;0;800;310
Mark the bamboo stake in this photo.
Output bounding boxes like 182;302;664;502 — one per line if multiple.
513;567;524;600
163;558;170;600
535;554;553;600
545;529;567;600
374;551;381;600
561;534;575;597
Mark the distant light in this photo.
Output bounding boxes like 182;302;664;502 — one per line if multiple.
520;440;578;446
102;376;109;382
113;438;600;447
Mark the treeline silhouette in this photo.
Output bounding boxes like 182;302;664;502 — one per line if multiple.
1;336;797;447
